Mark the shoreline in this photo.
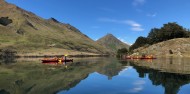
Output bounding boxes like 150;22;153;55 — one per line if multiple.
15;54;110;58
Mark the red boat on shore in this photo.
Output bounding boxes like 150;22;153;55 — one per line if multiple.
41;58;73;63
126;57;156;59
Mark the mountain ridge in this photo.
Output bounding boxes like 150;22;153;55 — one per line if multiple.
0;0;109;55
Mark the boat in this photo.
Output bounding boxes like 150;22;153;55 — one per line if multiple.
41;58;73;63
126;56;156;59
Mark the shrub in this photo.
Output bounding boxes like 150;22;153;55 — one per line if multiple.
0;17;13;26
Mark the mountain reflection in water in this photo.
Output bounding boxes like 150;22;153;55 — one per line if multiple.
0;57;190;94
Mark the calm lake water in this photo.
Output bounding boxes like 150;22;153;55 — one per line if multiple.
0;57;190;94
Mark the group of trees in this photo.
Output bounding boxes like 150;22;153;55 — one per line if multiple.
130;22;190;51
116;48;128;58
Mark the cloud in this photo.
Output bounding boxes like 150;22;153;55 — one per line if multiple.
147;12;157;17
118;37;132;45
98;18;144;31
133;0;146;6
124;20;144;31
130;87;143;93
129;80;145;93
131;27;144;31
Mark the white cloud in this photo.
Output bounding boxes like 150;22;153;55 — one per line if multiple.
130;86;143;93
98;18;144;31
147;12;157;17
124;20;144;31
129;80;146;93
133;0;146;6
132;27;144;31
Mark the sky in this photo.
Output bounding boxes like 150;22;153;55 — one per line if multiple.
5;0;190;45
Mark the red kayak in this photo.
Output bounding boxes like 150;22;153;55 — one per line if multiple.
126;56;156;59
41;59;73;63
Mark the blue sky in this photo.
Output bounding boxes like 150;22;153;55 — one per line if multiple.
5;0;190;45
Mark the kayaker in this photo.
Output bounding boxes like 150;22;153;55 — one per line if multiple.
58;59;62;64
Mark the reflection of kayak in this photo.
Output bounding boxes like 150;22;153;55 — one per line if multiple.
41;59;73;63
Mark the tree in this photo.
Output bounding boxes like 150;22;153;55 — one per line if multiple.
147;28;161;44
130;22;189;51
148;22;188;44
129;36;150;51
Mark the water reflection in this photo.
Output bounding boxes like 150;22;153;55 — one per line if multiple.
0;57;123;94
127;58;190;94
127;57;190;74
0;56;16;64
0;57;190;94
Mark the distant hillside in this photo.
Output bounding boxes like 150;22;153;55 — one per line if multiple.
132;38;190;57
96;34;130;54
0;0;109;55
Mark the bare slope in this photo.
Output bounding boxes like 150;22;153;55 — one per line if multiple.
132;38;190;57
0;0;108;55
96;34;130;54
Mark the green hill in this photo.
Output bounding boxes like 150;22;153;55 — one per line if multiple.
0;0;108;56
96;34;130;54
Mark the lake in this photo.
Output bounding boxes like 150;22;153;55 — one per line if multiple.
0;57;190;94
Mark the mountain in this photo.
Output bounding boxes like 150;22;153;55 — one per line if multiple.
96;34;130;54
131;38;190;57
0;0;109;55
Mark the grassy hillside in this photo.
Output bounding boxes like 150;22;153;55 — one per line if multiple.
0;0;109;55
96;34;130;54
132;38;190;57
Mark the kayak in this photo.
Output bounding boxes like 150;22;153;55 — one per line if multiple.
41;59;73;63
126;57;156;59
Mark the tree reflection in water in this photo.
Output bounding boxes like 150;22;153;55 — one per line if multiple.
128;58;190;94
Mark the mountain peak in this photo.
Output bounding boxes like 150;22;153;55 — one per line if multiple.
106;33;113;36
97;34;130;54
101;33;117;40
105;33;115;37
